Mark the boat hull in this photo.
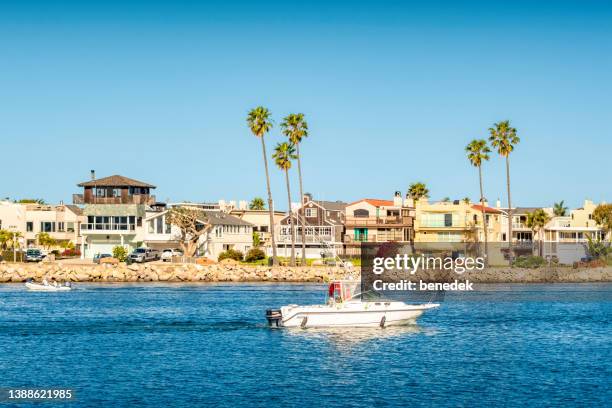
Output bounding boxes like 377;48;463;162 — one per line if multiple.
279;303;438;328
25;282;72;292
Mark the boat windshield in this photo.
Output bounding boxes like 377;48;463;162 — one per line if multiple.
327;281;361;303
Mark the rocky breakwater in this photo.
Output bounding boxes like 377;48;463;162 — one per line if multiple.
0;261;354;283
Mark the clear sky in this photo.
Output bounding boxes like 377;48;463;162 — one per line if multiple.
1;0;610;210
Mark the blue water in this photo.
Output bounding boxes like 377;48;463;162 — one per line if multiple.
0;283;610;407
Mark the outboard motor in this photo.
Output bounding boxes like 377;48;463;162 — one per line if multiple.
266;309;282;327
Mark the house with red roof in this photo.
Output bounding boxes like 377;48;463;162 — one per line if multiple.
343;192;415;255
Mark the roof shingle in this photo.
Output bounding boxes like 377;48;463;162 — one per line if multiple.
78;175;156;188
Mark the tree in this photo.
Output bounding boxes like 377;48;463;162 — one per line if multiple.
247;106;278;266
249;197;266;210
489;120;520;260
252;231;262;248
281;113;309;265
37;232;56;249
466;139;491;262
553;201;568;216
407;182;429;201
112;246;128;262
0;230;20;250
165;207;213;256
273;142;298;266
462;197;471;204
441;197;451;203
593;203;612;241
525;209;550;256
17;198;46;204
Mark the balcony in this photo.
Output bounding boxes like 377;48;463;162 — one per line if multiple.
345;216;412;227
344;233;406;243
81;223;137;233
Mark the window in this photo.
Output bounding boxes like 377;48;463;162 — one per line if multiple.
67;222;74;232
305;208;317;217
354;209;369;218
57;222;65;232
165;218;171;234
26;222;33;232
215;226;222;238
112;188;121;197
156;217;163;234
444;213;453;227
95;188;107;197
148;220;154;234
40;222;55;232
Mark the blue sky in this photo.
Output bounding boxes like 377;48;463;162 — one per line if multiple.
0;0;610;210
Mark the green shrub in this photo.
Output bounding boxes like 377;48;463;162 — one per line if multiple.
513;255;547;269
244;248;266;262
218;249;244;262
112;246;128;262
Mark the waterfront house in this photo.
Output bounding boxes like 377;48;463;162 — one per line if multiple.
414;198;478;243
275;194;346;259
0;200;84;250
343;192;415;255
75;172;155;258
23;203;84;248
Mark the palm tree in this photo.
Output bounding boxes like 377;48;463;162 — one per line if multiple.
462;197;471;204
247;106;278;265
466;139;491;262
553;201;568;216
407;182;429;202
489;120;520;261
249;197;266;210
526;209;551;256
273;142;298;266
281;113;308;265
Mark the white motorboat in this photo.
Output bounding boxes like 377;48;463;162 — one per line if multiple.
266;280;438;328
25;280;73;292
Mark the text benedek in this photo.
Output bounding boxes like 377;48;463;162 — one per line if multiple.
373;279;474;291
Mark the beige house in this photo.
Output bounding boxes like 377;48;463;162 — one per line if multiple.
0;200;84;249
24;203;84;248
543;200;606;243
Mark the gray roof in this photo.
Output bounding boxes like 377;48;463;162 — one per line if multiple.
314;200;347;211
65;204;83;215
198;210;253;226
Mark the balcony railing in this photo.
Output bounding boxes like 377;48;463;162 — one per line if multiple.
345;216;412;226
344;234;406;243
277;234;334;244
81;223;136;232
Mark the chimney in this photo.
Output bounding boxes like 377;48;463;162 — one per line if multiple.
496;199;501;208
303;193;312;204
90;170;96;180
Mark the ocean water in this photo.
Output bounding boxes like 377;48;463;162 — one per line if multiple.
0;282;610;407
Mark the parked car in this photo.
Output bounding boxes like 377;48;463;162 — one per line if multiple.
93;253;114;264
129;248;160;263
161;248;183;262
25;248;45;262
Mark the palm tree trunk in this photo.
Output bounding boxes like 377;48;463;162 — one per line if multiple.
296;144;307;266
260;136;278;266
285;169;296;266
506;155;513;264
478;165;488;265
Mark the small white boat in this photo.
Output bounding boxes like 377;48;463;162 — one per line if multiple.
266;280;438;328
25;280;73;292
